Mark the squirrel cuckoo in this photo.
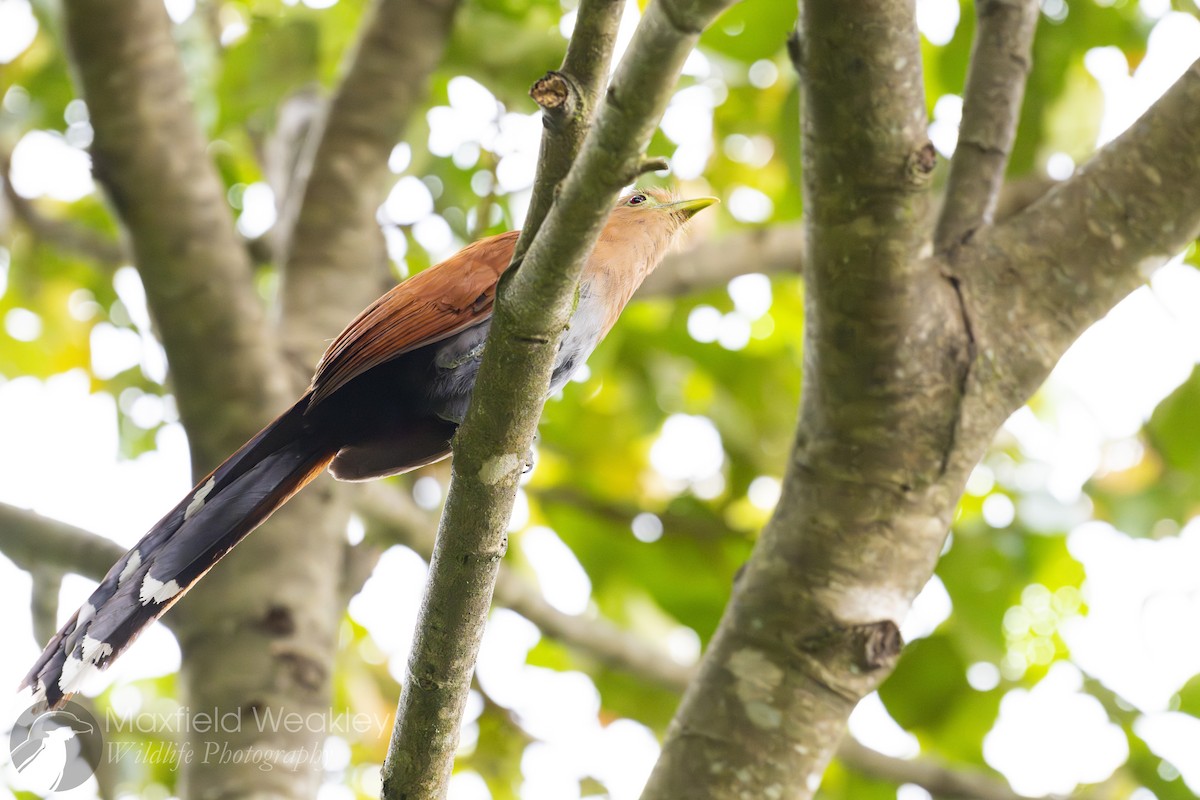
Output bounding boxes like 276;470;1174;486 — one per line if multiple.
22;188;715;709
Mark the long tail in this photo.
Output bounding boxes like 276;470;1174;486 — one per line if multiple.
21;396;336;710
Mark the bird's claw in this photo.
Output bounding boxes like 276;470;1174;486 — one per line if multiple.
522;436;538;474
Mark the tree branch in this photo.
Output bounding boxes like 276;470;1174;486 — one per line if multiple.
260;88;323;264
0;503;127;581
279;0;461;372
837;739;1060;800
962;58;1200;416
935;0;1039;251
28;567;64;650
516;0;627;259
356;485;697;690
236;8;465;781
357;484;438;550
495;572;699;688
638;39;1200;800
531;485;732;541
637;173;1057;300
0;149;127;267
380;0;736;793
638;224;804;297
635;174;1054;300
642;2;969;797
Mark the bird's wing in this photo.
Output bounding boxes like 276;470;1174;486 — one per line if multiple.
309;230;519;408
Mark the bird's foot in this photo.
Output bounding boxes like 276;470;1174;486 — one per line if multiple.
522;437;538;474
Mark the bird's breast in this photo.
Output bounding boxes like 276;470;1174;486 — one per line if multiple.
550;282;609;392
427;320;492;424
423;282;610;423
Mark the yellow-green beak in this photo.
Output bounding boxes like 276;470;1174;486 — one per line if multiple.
666;196;719;219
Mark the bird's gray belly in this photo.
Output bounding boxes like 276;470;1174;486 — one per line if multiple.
427;320;490;424
426;307;602;424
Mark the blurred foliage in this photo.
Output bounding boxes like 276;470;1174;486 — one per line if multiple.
1088;364;1200;532
3;0;1200;798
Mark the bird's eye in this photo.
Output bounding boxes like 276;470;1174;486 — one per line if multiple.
627;194;647;206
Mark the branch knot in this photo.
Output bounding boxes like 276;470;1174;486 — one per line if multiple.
905;142;937;186
530;71;576;130
854;620;902;671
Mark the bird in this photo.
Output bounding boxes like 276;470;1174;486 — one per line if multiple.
10;710;97;793
21;188;716;710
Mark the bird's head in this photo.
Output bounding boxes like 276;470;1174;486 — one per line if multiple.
586;187;717;310
608;187;718;234
598;188;717;276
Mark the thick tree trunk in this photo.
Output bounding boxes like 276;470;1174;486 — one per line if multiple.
61;1;344;795
58;0;462;794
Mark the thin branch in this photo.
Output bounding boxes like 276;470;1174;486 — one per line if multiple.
636;174;1055;300
516;0;627;260
0;503;127;581
636;173;1055;300
1;150;127;267
260;88;323;265
5;196;126;266
357;485;697;690
493;573;698;688
935;0;1040;251
532;485;734;541
380;0;735;793
358;484;438;549
0;504;182;645
28;567;64;650
962;58;1200;413
637;173;1056;300
638;224;804;297
837;739;1060;800
279;0;461;372
339;539;386;610
4;137;292;273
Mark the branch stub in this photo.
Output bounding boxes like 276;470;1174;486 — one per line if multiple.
906;142;938;186
531;71;572;112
